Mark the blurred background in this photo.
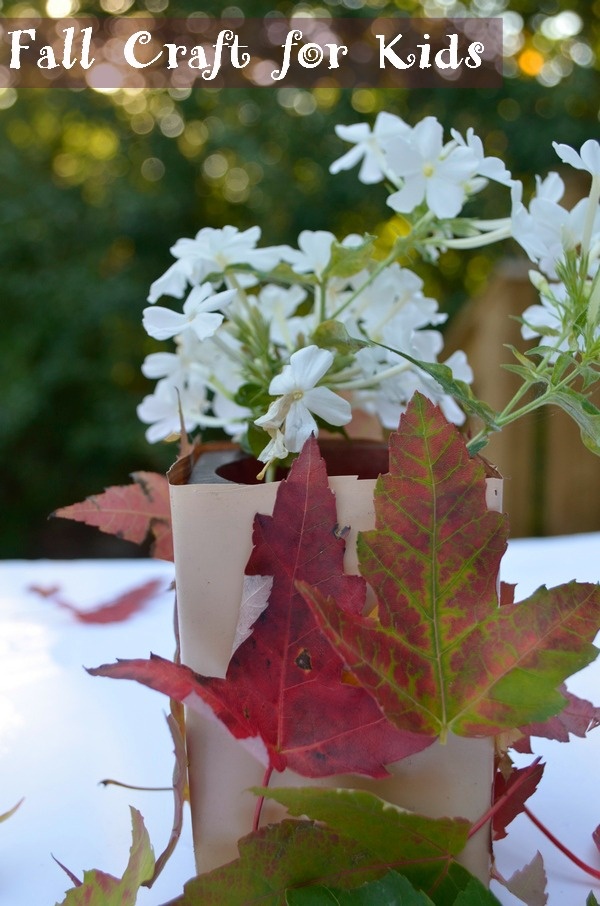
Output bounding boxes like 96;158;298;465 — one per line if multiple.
1;0;599;558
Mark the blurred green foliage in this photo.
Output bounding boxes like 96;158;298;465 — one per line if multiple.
0;0;598;555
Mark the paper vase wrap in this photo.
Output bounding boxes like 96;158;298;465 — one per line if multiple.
168;441;503;881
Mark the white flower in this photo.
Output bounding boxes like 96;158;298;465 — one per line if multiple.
450;127;513;187
172;225;284;276
147;259;201;303
148;226;288;301
245;284;308;349
359;350;471;430
553;139;600;177
257;429;288;464
282;230;336;278
521;295;565;343
329;111;412;184
141;330;205;388
212;393;252;437
519;282;600;360
137;379;207;443
346;264;445;339
142;284;236;341
141;350;183;382
255;345;352;455
553;140;600;259
382;117;478;219
282;231;363;280
511;176;600;279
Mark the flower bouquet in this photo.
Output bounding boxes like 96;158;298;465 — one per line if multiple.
56;113;600;905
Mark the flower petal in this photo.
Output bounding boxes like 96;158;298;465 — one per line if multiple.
142;306;187;340
303;386;352;426
288;345;335;389
283;400;318;452
190;312;224;341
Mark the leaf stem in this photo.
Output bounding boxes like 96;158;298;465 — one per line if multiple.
99;779;173;792
329;212;434;321
252;764;273;832
524;806;600;881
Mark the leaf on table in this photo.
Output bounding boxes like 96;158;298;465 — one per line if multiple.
168;787;475;906
53;855;82;887
300;393;600;740
90;437;433;778
588;892;600;906
512;686;600;753
285;870;436;904
53;472;173;561
56;807;155;906
0;798;23;823
494;852;548;906
492;759;545;841
28;579;166;624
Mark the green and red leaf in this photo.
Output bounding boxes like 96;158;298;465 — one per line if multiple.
300;394;600;739
167;788;475;906
513;686;600;752
56;807;154;906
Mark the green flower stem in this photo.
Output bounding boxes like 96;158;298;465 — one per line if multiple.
466;350;589;454
204;374;236;402
436;222;512;250
318;279;327;323
329;212;435;321
586;272;600;333
582;175;600;259
264;462;277;483
329;242;404;321
336;360;411;391
195;413;244;429
466;322;579;452
326;364;364;384
211;332;245;365
470;217;514;229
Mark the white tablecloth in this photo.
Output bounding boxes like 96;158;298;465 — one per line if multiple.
1;534;599;905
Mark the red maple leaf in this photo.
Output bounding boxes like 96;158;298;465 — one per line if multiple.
492;758;545;840
53;472;173;561
28;579;166;624
90;437;433;778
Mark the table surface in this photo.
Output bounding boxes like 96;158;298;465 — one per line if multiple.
1;534;599;905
